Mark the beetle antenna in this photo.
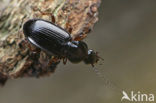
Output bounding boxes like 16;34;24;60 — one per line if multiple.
91;66;122;91
96;52;104;65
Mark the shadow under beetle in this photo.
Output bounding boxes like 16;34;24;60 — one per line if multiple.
23;18;101;67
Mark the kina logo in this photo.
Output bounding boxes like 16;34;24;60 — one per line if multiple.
121;91;154;102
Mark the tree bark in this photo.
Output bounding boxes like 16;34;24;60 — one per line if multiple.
0;0;101;86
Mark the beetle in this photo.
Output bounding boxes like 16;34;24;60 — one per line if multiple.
23;19;100;66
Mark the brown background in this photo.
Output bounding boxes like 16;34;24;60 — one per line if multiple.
0;0;156;103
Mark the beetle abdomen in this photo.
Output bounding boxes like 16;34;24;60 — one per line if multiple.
23;19;71;55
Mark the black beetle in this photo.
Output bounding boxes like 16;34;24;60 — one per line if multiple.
23;19;100;66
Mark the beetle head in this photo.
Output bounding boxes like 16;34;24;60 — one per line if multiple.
83;50;103;67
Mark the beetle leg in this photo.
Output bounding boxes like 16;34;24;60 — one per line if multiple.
74;28;92;41
63;57;67;65
19;39;34;51
22;40;40;53
51;14;56;24
18;39;27;49
48;56;60;66
74;33;87;41
27;43;37;52
68;27;73;34
65;22;73;34
37;10;56;23
41;11;56;23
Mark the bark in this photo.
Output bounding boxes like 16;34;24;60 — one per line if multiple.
0;0;101;86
